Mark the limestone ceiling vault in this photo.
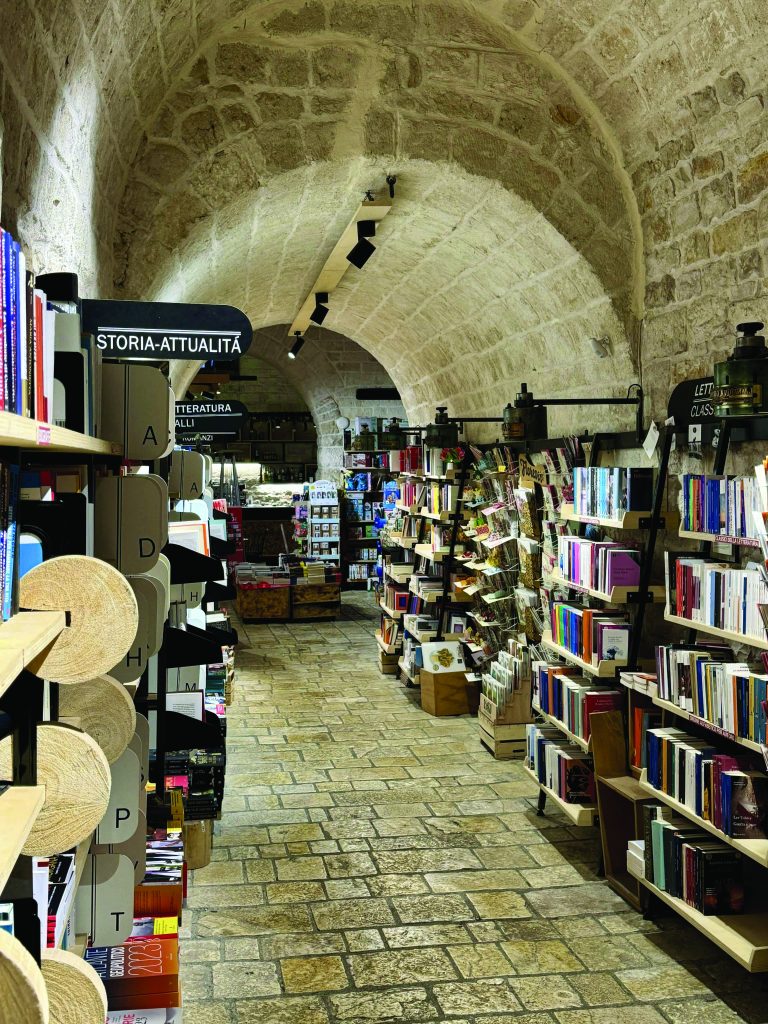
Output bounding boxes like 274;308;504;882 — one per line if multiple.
1;0;766;426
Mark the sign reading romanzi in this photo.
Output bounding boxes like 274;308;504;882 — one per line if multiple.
81;299;253;361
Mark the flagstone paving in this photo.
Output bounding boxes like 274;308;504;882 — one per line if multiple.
181;595;765;1023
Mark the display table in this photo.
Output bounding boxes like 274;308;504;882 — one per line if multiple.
235;567;341;622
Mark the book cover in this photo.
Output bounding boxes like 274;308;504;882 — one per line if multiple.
84;937;179;998
698;845;745;916
605;549;641;589
106;1012;182;1024
728;770;768;839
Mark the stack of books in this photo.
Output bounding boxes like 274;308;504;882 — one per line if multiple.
572;466;653;518
667;555;768;638
549;602;632;663
646;727;768;837
526;723;595;804
557;536;641;592
533;663;622;742
639;805;745;915
681;472;763;539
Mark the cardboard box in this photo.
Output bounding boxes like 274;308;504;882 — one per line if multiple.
421;670;479;717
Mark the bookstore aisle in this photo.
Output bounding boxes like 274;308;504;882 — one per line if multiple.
182;593;763;1024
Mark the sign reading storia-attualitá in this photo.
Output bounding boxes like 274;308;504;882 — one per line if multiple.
175;399;248;437
81;299;253;360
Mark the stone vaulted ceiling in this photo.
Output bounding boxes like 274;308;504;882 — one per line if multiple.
2;0;767;430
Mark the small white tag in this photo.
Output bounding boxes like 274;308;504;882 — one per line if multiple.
643;421;660;459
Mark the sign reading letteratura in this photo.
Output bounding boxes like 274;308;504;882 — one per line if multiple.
175;399;248;437
80;299;253;361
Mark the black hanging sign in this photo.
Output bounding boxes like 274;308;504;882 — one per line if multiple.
80;299;252;361
175;399;248;437
667;376;717;426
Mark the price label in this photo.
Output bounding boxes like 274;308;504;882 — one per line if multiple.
36;424;51;445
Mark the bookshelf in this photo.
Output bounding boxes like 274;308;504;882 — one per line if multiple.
534;707;590;752
550;570;665;606
541;631;627;678
521;764;598;826
627;861;768;972
0;786;45;891
0;611;67;696
559;502;658;531
663;609;768;650
678;528;760;548
413;543;449;562
638;769;768;867
650;692;765;754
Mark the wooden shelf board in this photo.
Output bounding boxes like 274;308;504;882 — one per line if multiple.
627;861;768;972
540;632;625;678
397;657;420;685
392;534;417;549
533;707;590;752
0;786;45;891
664;610;768;651
385;567;412;584
550;571;665;605
379;601;404;620
0;412;122;455
521;764;597;827
409;579;443;604
375;631;401;656
419;508;452;522
598;774;647;801
638;769;768;867
679;529;760;548
414;544;449;563
395;501;419;514
0;611;68;696
651;694;764;754
560;503;657;531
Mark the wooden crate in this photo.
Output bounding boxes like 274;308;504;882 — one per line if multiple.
478;717;527;760
378;650;399;675
421;670;479;717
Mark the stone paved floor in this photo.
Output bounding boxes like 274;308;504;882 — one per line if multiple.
181;593;768;1024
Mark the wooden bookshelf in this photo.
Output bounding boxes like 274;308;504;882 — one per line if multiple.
419;508;452;522
521;764;597;827
379;600;403;620
533;706;590;752
395;500;419;514
550;570;665;605
678;528;760;548
0;412;122;455
397;657;420;685
664;610;768;650
559;502;656;531
0;786;45;891
638;769;768;867
649;693;765;754
391;534;417;549
414;544;449;563
0;611;68;697
375;631;400;655
627;860;768;972
541;631;625;678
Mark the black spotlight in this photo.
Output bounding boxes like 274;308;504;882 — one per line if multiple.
347;220;376;269
309;292;329;326
288;332;305;360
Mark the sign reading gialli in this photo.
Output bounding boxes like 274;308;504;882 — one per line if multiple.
81;299;253;361
175;399;248;436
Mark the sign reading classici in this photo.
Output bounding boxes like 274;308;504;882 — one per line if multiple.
175;399;248;436
80;299;253;360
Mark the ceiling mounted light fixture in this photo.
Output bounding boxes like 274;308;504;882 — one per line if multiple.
346;220;376;269
309;292;330;326
288;332;305;360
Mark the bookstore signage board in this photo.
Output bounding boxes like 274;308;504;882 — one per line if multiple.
175;400;247;437
667;376;717;426
81;299;253;360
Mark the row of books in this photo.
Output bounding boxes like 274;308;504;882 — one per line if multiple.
347;562;377;580
572;466;654;518
557;536;641;592
424;482;459;516
526;724;595;805
345;452;389;469
667;555;768;640
390;446;423;474
348;524;378;539
680;472;764;540
380;618;401;647
0;461;20;620
423;446;453;477
655;642;768;743
532;661;622;742
646;727;768;838
630;705;662;769
549;602;632;664
382;582;408;613
399;479;424;508
639;805;745;915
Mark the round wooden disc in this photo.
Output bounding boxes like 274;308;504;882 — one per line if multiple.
0;724;111;857
0;929;49;1024
58;675;136;763
41;949;107;1024
20;556;139;684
